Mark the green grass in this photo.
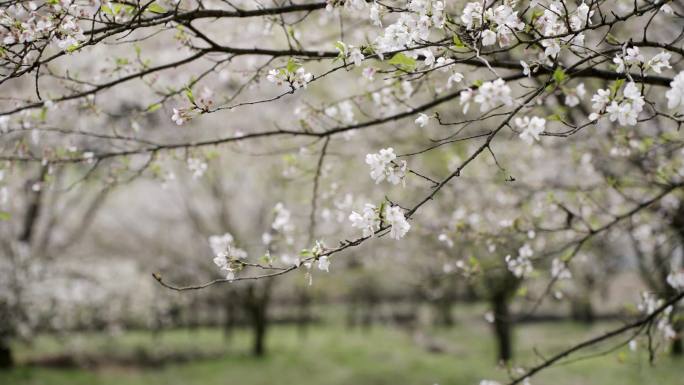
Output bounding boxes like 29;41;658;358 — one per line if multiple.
1;321;682;385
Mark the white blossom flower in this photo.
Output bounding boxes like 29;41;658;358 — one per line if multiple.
446;72;464;89
187;157;207;178
317;255;330;272
506;244;534;278
365;147;407;185
415;113;429;127
474;78;513;112
591;88;611;111
667;270;684;291
461;2;484;29
422;49;435;67
272;202;294;235
349;47;364;67
520;60;531;77
460;88;474;114
209;233;234;258
384;205;410;240
171;108;186;125
369;2;382;26
666;71;684;115
646;52;671;74
629;340;638;351
481;29;497;46
564;83;586;107
551;258;572;280
515;116;546;144
438;233;453;248
349;203;380;237
613;46;644;73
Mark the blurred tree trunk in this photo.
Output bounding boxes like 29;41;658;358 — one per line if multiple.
0;166;49;370
491;292;513;362
670;205;684;357
485;270;518;363
671;305;683;356
244;281;272;357
223;289;238;343
435;297;454;326
0;301;13;369
296;286;312;339
570;294;595;324
0;343;12;369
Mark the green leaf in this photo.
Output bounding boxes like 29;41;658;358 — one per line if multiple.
609;79;625;98
516;286;528;297
605;33;620;45
286;58;300;74
552;68;566;84
452;35;465;48
146;2;166;14
334;41;346;54
146;103;162;113
388;53;417;72
185;87;195;104
0;211;10;221
101;5;114;15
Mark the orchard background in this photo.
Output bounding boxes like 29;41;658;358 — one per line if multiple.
0;0;683;384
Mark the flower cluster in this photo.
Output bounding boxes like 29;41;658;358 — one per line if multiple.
606;82;644;126
461;0;524;47
373;0;444;54
590;82;644;126
349;203;410;240
349;203;380;237
515;116;546;145
365;148;407;185
324;100;356;124
210;233;247;280
187;157;208;179
637;292;676;340
505;244;534;278
335;41;365;67
272;202;295;244
0;2;85;52
460;78;513;114
384;205;411;240
267;65;313;89
613;46;671;74
550;258;572;280
534;2;592;58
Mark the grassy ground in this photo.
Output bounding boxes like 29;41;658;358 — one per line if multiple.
1;321;682;385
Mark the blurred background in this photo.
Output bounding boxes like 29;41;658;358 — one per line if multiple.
1;0;683;384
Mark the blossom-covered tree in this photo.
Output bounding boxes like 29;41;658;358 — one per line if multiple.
1;0;683;382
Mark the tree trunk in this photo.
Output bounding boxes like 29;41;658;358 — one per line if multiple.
570;296;595;324
436;298;454;326
244;283;271;357
0;340;12;369
252;307;267;357
296;287;311;339
492;293;513;362
223;295;236;343
670;304;682;356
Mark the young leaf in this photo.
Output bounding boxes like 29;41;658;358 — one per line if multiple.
388;53;417;72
